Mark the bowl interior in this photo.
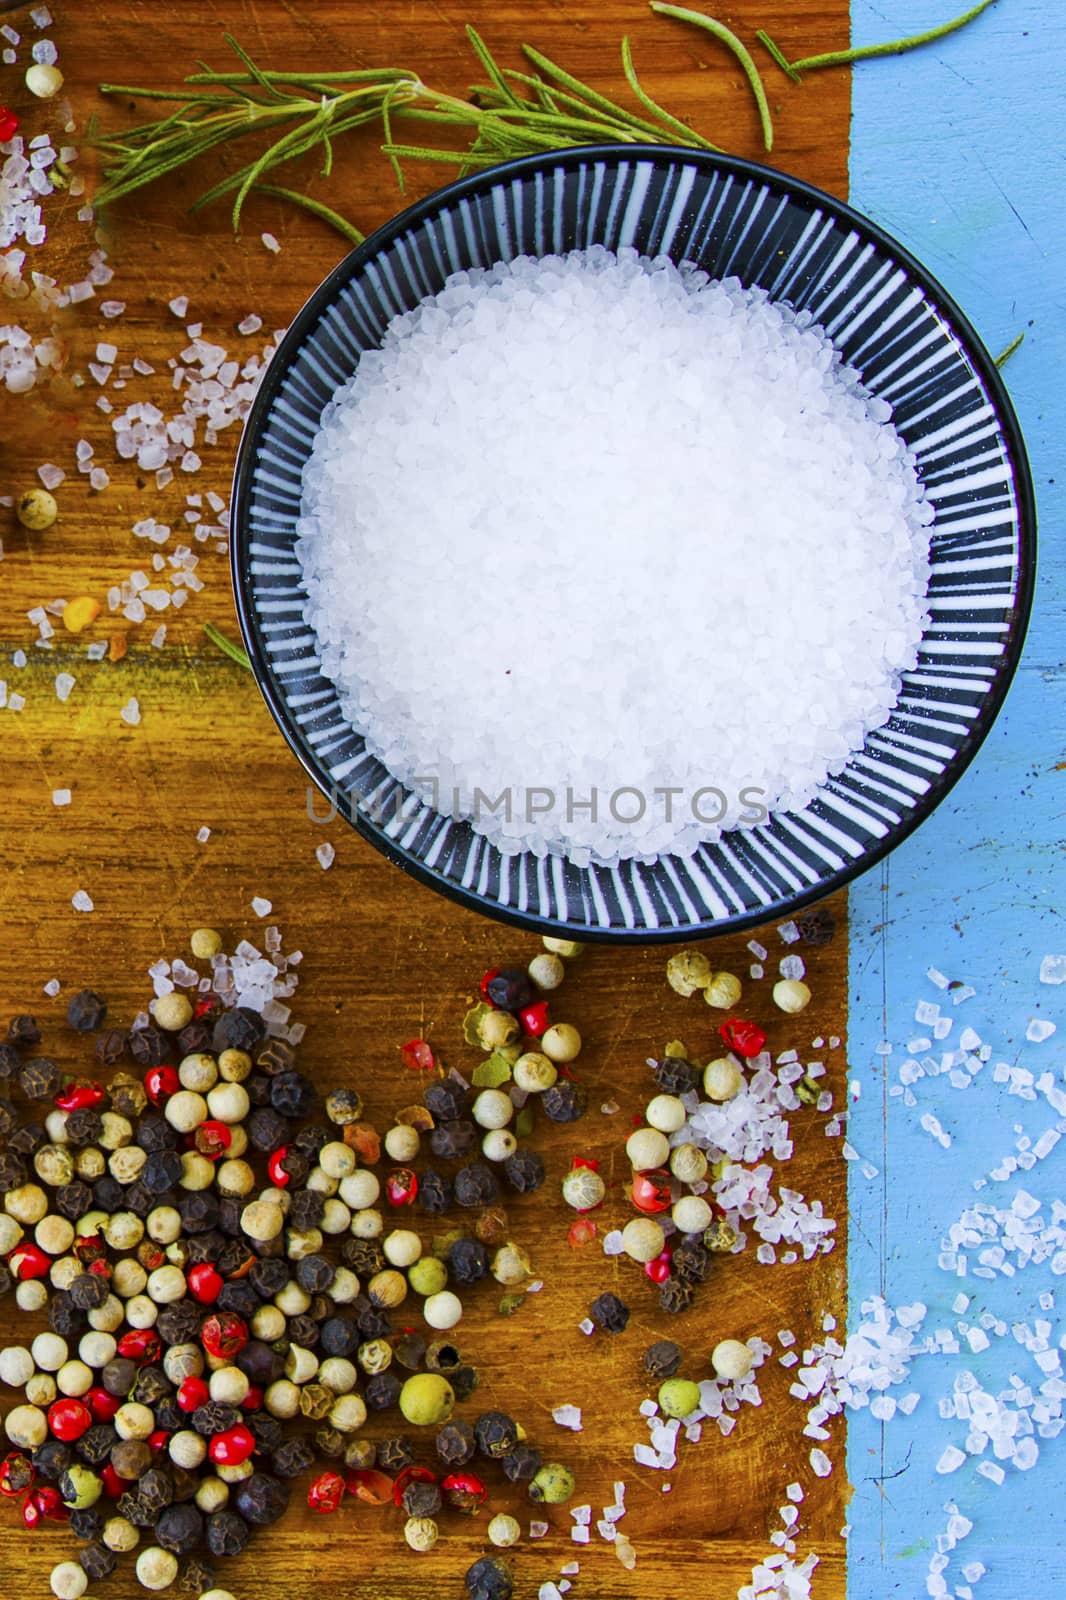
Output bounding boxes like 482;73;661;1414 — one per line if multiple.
232;146;1034;941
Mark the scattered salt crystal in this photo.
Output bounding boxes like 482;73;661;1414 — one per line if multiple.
539;1584;562;1600
261;232;281;253
30;5;53;26
570;1526;590;1544
251;896;272;917
748;940;769;960
529;1521;549;1539
552;1405;582;1431
120;696;141;726
71;890;93;913
1027;1019;1056;1043
316;841;335;870
54;672;75;702
777;920;800;944
578;1317;594;1335
43;978;60;997
51;788;71;806
603;1230;624;1256
238;313;263;335
809;1448;831;1478
169;296;189;317
780;954;806;981
196;826;211;843
638;1399;657;1418
935;1445;966;1474
38;462;65;489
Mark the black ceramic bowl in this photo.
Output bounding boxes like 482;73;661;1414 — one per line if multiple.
231;145;1035;942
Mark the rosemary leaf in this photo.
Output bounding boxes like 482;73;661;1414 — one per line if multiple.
253;183;365;246
649;3;773;152
204;622;251;671
994;331;1025;368
755;28;802;83
466;25;524;110
620;34;719;149
766;0;998;75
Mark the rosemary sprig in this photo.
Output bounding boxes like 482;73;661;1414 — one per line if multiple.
994;331;1025;368
204;622;252;671
759;0;997;77
648;3;773;152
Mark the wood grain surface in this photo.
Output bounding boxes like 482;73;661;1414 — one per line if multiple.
0;3;851;1596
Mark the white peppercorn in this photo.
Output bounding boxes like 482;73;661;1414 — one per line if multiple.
35;1145;75;1187
542;936;584;958
672;1195;713;1234
16;1281;48;1313
318;1141;357;1179
44;1112;70;1147
216;1159;254;1198
482;1129;518;1163
241;1200;283;1242
115;1402;155;1440
179;1152;215;1191
327;1393;367;1433
98;1113;133;1151
0;1345;35;1386
285;1226;323;1261
328;1266;359;1304
112;1259;148;1299
621;1217;666;1263
164;1090;207;1133
487;1512;521;1548
284;1344;318;1385
527;952;565;991
6;1183;48;1224
383;1229;422;1269
194;1478;229;1514
16;485;59;527
50;1560;88;1599
124;1296;158;1330
541;1022;581;1063
251;1306;286;1343
423;1290;463;1331
135;1546;179;1591
169;1430;207;1470
319;1198;351;1235
274;1281;311;1317
704;970;743;1009
711;1338;754;1382
146;1206;182;1245
512;1052;557;1093
147;1266;186;1304
703;1057;744;1103
49;1256;81;1291
5;1403;47;1448
264;1379;301;1419
25;1373;56;1407
338;1171;379;1210
383;1125;420;1163
32;1332;68;1371
190;927;223;960
87;1294;124;1332
36;1215;75;1256
318;1357;357;1394
75;1148;106;1181
215;1459;253;1484
102;1515;139;1552
666;949;712;996
472;1089;513;1130
773;978;812;1015
625;1127;670;1171
178;1053;217;1093
56;1360;93;1397
152;994;193;1032
104;1213;144;1253
670;1143;708;1184
0;1216;22;1254
404;1516;438;1552
349;1207;382;1240
645;1094;687;1134
305;1166;338;1197
217;1049;250;1083
205;1083;249;1124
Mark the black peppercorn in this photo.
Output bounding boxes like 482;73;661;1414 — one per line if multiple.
101;1357;137;1398
435;1420;476;1466
123;1182;157;1218
364;1371;402;1411
324;1086;363;1124
450;1366;479;1401
237;1343;284;1390
94;1031;128;1071
502;1148;545;1193
79;1541;117;1581
7;1014;40;1048
474;1410;518;1459
658;1275;694;1314
92;1175;125;1212
9;1121;45;1158
295;1253;334;1294
343;1438;376;1472
453;1163;499;1208
114;1491;151;1528
270;1437;315;1479
155;1501;204;1555
33;1440;72;1481
797;906;835;945
156;1302;203;1346
216;1281;258;1321
233;1472;289;1527
143;1149;184;1194
501;1443;542;1482
424;1079;467;1122
273;1145;310;1186
176;1020;212;1058
205;1509;251;1558
652;1056;700;1095
66;989;108;1032
285;1313;319;1349
0;1150;26;1193
183;1231;224;1267
192;1401;241;1438
249;1257;290;1299
216;1240;253;1280
402;1478;443;1518
673;1240;712;1285
68;1506;105;1543
170;1465;199;1505
287;1187;325;1231
0;1101;16;1140
465;1555;514;1600
0;1262;10;1298
64;1107;104;1145
448;1237;489;1285
246;1106;289;1152
243;1072;270;1107
541;1081;586;1123
19;1056;62;1099
413;1168;451;1214
393;1332;427;1371
56;1181;94;1223
430;1120;477;1162
75;1426;117;1467
154;1397;185;1434
354;1300;393;1340
247;1414;284;1455
341;1237;383;1276
319;1316;359;1359
132;1369;173;1409
590;1292;630;1334
257;1038;296;1076
178;1191;219;1234
376;1436;414;1473
69;1273;110;1311
212;1006;266;1055
269;1070;315;1118
180;1557;216;1595
48;1291;86;1339
314;1425;345;1458
136;1112;179;1154
642;1339;683;1380
128;1024;169;1067
0;1042;19;1077
485;968;534;1010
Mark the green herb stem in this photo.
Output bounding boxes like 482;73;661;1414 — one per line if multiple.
755;28;802;83
994;331;1025;368
204;622;251;671
648;3;773;151
764;0;997;76
252;183;365;245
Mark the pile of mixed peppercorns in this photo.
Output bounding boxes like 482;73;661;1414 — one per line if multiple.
0;928;584;1600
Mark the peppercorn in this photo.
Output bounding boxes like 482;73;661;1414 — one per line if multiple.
354;1372;396;1414
0;1042;20;1077
179;1557;215;1595
49;1294;86;1339
101;1358;137;1399
528;1462;575;1505
211;1008;265;1056
156;1303;204;1347
59;1463;104;1508
134;1114;176;1155
142;1149;184;1194
797;906;835;945
429;1120;477;1162
343;1439;376;1473
247;1257;288;1300
178;1191;220;1234
451;1366;479;1401
65;1108;105;1146
155;1399;184;1433
453;1163;499;1208
500;1443;541;1482
205;1509;250;1557
192;1402;241;1439
66;990;108;1033
117;1490;155;1528
133;1469;173;1519
541;1082;585;1123
270;1437;314;1479
502;1149;544;1193
0;1101;14;1141
401;1477;443;1518
642;1339;683;1381
20;1057;62;1099
486;968;534;1011
69;1273;110;1312
244;1107;287;1154
474;1411;518;1460
354;1303;393;1341
672;1240;712;1284
658;1275;694;1314
465;1555;514;1600
0;1151;27;1193
393;1332;427;1371
34;1440;73;1481
590;1292;629;1334
132;1369;173;1409
285;1190;325;1234
435;1420;475;1466
128;1026;169;1068
74;1426;115;1467
78;1541;116;1581
10;1121;46;1159
318;1317;359;1359
8;1014;41;1047
445;1237;487;1285
294;1253;334;1295
370;1435;410;1474
268;1070;314;1119
69;1506;105;1542
232;1472;289;1526
323;1085;363;1124
216;1282;258;1322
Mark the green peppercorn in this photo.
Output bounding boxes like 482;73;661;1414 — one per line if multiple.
795;1073;820;1106
528;1462;575;1504
407;1257;448;1297
59;1464;103;1509
666;950;712;997
658;1378;701;1419
17;488;58;531
703;1217;739;1254
399;1373;455;1428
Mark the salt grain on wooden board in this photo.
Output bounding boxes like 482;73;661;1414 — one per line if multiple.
71;890;93;912
51;788;70;805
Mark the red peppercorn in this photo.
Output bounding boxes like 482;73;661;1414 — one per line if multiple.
187;1263;224;1305
117;1328;161;1365
399;1038;435;1072
385;1168;418;1207
0;108;20;142
99;1465;125;1500
440;1468;487;1512
54;1080;106;1112
86;1388;121;1424
307;1469;346;1513
571;1154;599;1172
47;1399;93;1442
345;1469;395;1506
74;1235;107;1267
193;993;222;1021
518;1000;550;1036
148;1430;170;1456
201;1312;247;1361
87;1258;112;1281
568;1217;597;1249
24;1485;67;1528
644;1249;673;1284
392;1465;436;1509
7;1242;51;1280
719;1017;767;1058
479;969;500;1006
208;1424;256;1467
0;1453;34;1497
177;1376;210;1413
144;1065;180;1106
266;1146;291;1188
194;1120;232;1160
241;1385;263;1412
630;1170;673;1214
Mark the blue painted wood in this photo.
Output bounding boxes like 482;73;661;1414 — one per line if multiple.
847;3;1066;1597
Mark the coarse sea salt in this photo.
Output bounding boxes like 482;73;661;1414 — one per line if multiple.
297;247;931;865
